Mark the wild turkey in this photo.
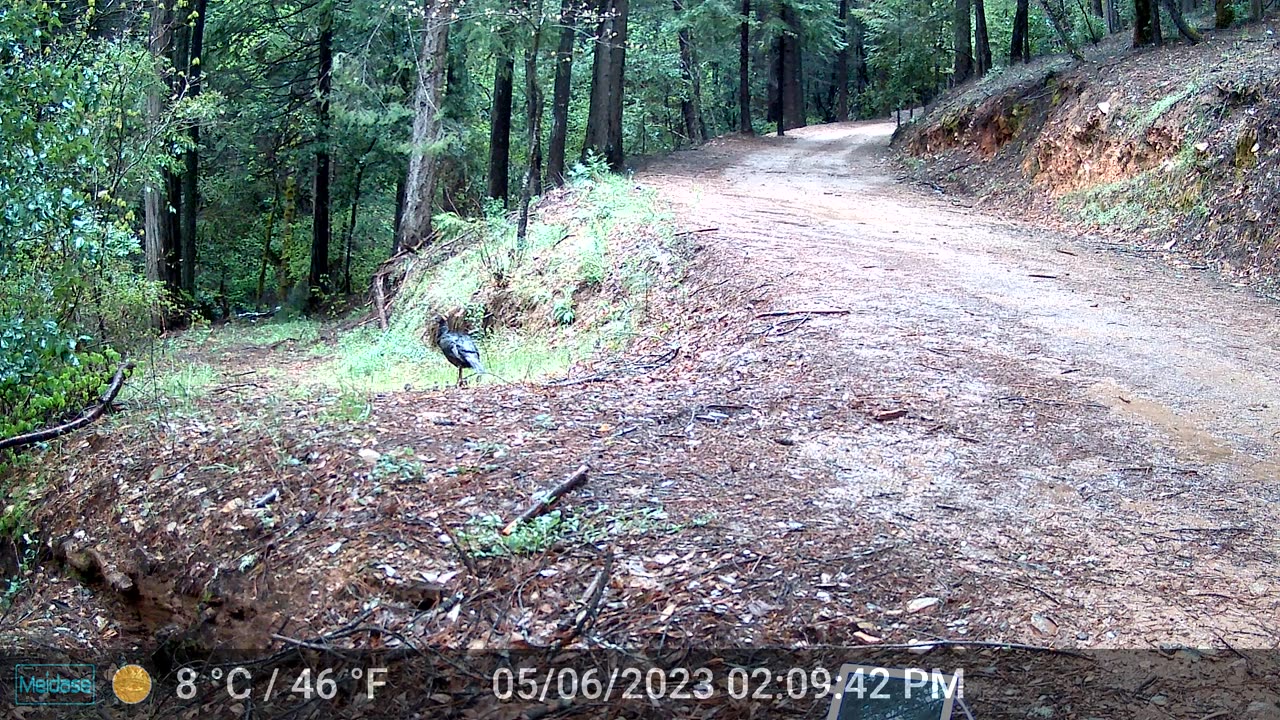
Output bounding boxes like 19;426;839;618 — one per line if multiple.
434;315;485;386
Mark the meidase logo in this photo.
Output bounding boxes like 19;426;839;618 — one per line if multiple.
14;664;97;706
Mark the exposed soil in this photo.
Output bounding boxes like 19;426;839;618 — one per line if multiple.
639;121;1280;650
5;121;1279;718
895;23;1280;293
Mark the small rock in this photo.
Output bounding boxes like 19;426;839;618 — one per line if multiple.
1244;701;1280;720
907;596;941;613
1031;613;1059;635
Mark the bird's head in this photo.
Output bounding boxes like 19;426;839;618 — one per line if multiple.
434;314;448;337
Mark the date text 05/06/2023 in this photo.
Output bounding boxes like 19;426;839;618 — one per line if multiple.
490;663;965;707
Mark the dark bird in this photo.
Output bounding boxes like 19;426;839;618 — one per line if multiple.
434;315;485;387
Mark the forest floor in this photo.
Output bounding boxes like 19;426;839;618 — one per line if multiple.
7;121;1280;718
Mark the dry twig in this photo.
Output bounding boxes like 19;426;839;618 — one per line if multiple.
502;464;591;536
755;308;850;318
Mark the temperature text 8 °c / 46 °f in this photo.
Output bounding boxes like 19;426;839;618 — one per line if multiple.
174;666;390;702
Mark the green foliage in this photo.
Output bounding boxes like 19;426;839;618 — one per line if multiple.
0;1;169;442
311;170;672;391
580;505;683;540
371;448;425;482
567;152;613;185
856;0;950;113
458;503;683;558
318;386;373;423
459;511;578;557
1132;80;1202;135
0;320;122;438
0;487;38;608
1057;149;1203;233
552;296;576;326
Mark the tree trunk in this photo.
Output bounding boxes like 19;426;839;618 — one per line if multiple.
546;0;576;187
487;24;515;203
526;46;544;201
516;0;544;249
738;0;752;133
778;3;804;131
1010;0;1030;62
954;0;973;84
1038;0;1082;57
771;3;784;135
178;0;206;298
1249;0;1262;21
1092;0;1104;14
399;1;452;249
391;172;406;255
144;0;179;297
255;182;278;303
308;5;333;304
1214;0;1233;27
852;13;868;97
973;0;991;76
583;0;629;169
673;0;707;144
439;41;470;214
1157;0;1202;40
833;0;850;121
1107;0;1122;32
1135;0;1153;43
278;175;297;299
341;144;373;294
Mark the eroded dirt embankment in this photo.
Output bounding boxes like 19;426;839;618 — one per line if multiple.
896;24;1280;293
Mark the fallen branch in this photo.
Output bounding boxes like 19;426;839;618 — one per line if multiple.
502;464;590;536
673;227;719;236
211;381;264;395
60;541;136;597
438;522;479;576
0;362;135;452
270;632;358;656
687;275;735;297
755;308;849;318
543;345;679;387
557;549;613;646
875;638;1093;659
770;316;810;337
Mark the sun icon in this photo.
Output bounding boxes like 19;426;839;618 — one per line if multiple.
113;664;153;704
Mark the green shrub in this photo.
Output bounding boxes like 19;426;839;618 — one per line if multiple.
0;319;121;440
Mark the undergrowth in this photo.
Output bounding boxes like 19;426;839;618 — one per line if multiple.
458;503;684;558
319;164;679;391
116;162;679;408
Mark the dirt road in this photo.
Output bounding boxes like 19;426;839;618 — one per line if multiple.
638;120;1280;648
